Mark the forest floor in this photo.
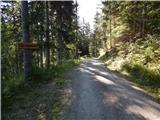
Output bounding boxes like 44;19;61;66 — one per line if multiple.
2;60;80;120
3;76;72;120
65;58;160;120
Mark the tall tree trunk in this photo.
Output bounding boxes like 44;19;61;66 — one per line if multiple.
109;2;112;49
141;3;145;39
113;15;116;47
13;9;19;73
142;2;146;38
45;1;50;68
39;33;43;68
75;0;79;59
36;24;40;66
21;1;32;80
57;4;64;64
95;40;97;57
57;29;63;64
103;24;107;51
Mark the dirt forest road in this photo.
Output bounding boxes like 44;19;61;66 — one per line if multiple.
65;59;160;120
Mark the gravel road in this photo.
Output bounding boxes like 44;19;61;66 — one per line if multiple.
65;59;160;120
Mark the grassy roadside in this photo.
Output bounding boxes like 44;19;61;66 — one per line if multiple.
105;66;160;103
2;59;81;120
99;35;160;103
100;51;160;103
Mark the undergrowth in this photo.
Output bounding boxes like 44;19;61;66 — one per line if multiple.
2;59;81;120
100;34;160;102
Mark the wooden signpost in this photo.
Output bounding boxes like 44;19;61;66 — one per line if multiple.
17;42;38;49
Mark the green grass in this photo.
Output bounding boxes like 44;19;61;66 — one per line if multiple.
2;59;81;120
100;35;160;103
32;59;80;83
121;63;160;102
122;63;160;87
101;54;160;103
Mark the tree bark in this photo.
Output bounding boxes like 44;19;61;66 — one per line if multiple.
109;2;112;49
57;4;64;64
13;5;19;73
21;1;32;80
75;0;79;59
141;3;145;39
57;29;63;64
39;33;43;68
45;1;50;68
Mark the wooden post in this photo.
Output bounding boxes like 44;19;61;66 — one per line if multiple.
45;1;50;68
21;1;32;80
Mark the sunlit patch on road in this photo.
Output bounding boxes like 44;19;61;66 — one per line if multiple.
126;105;160;120
131;85;145;93
95;75;116;85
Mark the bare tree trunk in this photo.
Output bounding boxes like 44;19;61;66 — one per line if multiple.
13;10;19;73
36;24;40;66
21;1;32;80
57;5;64;64
75;0;79;59
45;1;50;68
39;34;43;68
104;31;107;51
141;3;144;39
103;26;107;51
95;39;98;57
109;2;112;49
57;30;63;64
113;15;116;47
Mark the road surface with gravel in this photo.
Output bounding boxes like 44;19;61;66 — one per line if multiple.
65;59;160;120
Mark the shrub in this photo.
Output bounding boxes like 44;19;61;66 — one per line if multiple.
32;66;54;83
2;59;80;113
32;59;79;83
2;73;28;112
122;63;160;87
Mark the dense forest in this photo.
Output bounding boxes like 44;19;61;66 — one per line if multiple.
1;1;160;120
93;1;160;98
1;1;93;119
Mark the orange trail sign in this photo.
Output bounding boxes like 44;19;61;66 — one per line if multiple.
18;42;38;49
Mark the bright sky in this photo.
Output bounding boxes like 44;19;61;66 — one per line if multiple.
77;0;102;30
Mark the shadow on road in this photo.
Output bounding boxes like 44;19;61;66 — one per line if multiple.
66;59;160;120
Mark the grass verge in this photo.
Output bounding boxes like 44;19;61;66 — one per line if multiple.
100;55;160;103
2;59;81;120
